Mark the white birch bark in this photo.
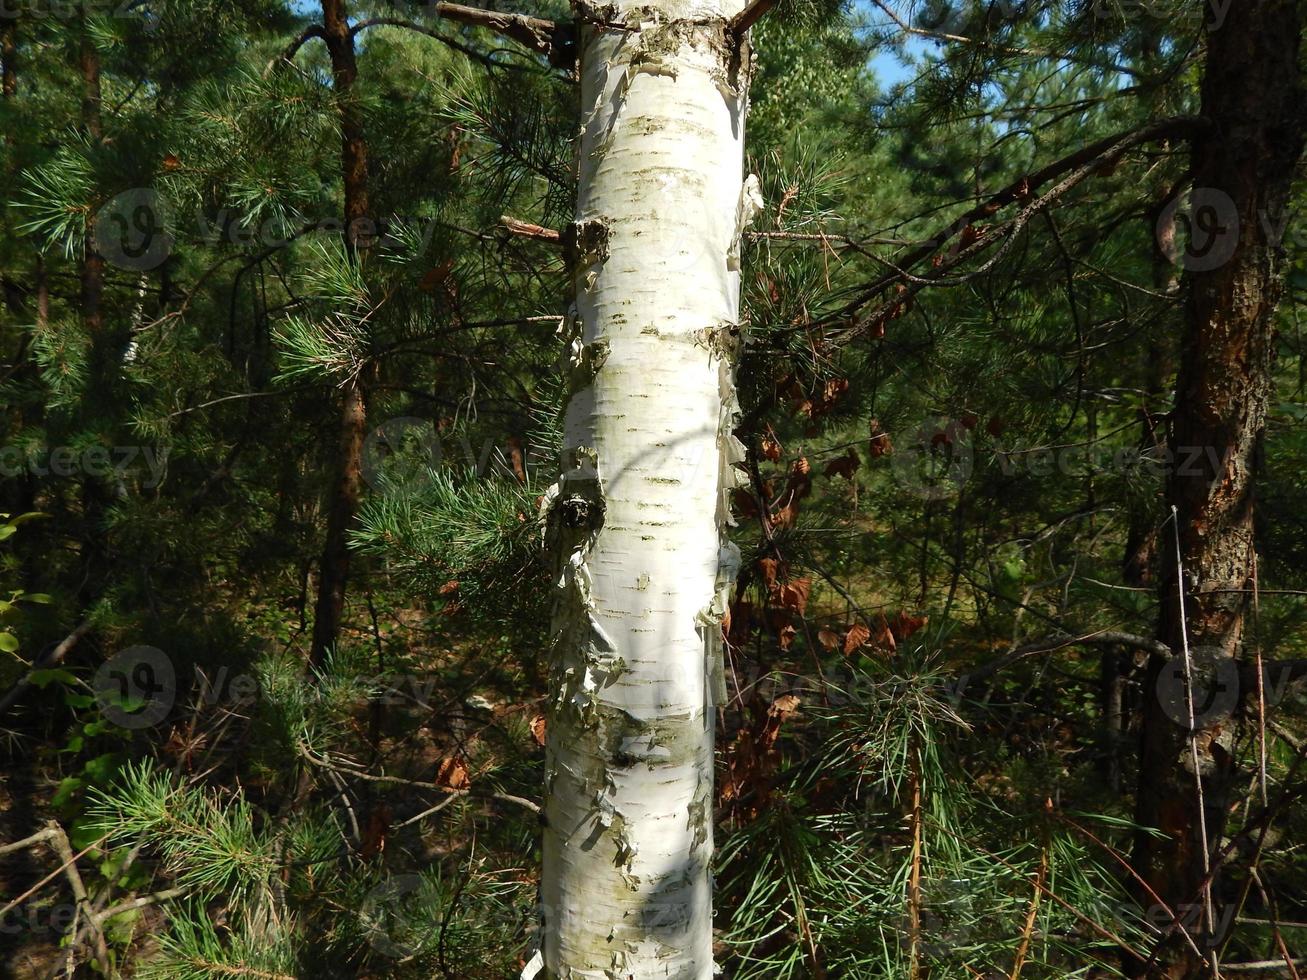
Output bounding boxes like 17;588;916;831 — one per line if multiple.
531;2;759;977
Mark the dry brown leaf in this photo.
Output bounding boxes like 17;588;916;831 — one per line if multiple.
775;577;811;615
435;755;471;790
889;611;929;643
360;803;393;861
529;715;547;747
843;622;872;655
824;448;860;480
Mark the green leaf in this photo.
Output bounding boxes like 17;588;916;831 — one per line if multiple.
52;776;84;810
69;817;105;851
83;753;124;787
0;632;19;653
30;668;78;688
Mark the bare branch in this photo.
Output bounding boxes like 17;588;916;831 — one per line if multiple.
429;3;573;66
965;629;1171;685
271;23;327;71
831;115;1208;340
501;214;561;242
731;0;778;36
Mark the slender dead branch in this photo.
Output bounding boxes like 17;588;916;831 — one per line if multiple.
1008;848;1047;980
501;214;561;242
0;822;111;974
964;629;1171;685
349;17;525;72
299;744;542;815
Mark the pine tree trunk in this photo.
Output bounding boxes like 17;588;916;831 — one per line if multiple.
79;8;103;335
309;0;371;670
535;2;756;976
2;16;18;315
2;18;16;101
1129;4;1303;976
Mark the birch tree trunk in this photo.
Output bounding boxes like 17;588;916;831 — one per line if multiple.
535;2;758;976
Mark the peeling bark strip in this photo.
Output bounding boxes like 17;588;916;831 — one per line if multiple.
536;2;755;976
1129;2;1304;977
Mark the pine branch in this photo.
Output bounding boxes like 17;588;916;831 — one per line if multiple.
831;115;1210;339
867;0;1137;77
271;5;573;71
349;17;520;72
274;24;327;67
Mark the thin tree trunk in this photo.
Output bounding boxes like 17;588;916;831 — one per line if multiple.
2;17;16;101
2;15;18;316
1104;189;1178;791
1129;4;1303;976
79;7;103;334
308;0;371;671
74;12;112;606
310;377;367;668
536;3;756;976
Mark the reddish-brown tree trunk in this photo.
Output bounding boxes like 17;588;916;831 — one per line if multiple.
1;18;16;101
1129;3;1303;976
308;0;372;670
2;16;18;315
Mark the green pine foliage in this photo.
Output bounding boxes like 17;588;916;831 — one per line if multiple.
1;0;1305;977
